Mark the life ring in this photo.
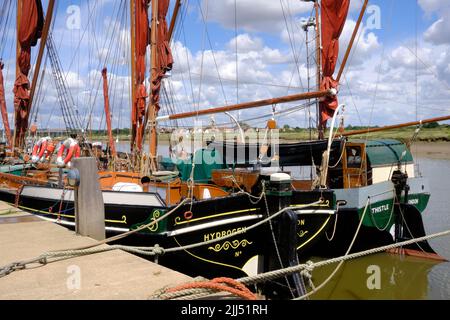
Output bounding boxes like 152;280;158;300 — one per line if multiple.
56;138;81;168
31;137;52;163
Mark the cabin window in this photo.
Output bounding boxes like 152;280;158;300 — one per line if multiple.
346;146;362;168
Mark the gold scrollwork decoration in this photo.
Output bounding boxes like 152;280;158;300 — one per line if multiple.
148;210;160;232
208;239;253;252
298;230;309;238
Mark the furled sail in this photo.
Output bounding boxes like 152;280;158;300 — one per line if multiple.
150;0;173;115
13;0;44;148
132;0;173;153
0;62;12;147
133;0;150;151
319;0;349;128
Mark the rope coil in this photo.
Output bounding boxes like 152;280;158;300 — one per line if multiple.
157;277;257;300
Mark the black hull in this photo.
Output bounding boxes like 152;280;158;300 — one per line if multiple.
311;205;437;259
311;208;394;259
0;182;435;298
0;186;335;283
1;185;434;273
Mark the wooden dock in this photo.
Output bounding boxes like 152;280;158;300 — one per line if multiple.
0;201;192;300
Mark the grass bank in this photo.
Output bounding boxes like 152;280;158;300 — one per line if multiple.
81;127;450;143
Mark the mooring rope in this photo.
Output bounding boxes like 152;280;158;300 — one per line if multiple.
293;197;371;300
0;200;323;279
2;194;448;301
237;231;450;287
153;227;450;300
2;199;449;301
162;277;258;300
155;197;368;300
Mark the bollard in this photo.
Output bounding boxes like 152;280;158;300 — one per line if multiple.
72;157;105;240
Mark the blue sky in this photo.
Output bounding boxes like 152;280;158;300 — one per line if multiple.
1;0;449;131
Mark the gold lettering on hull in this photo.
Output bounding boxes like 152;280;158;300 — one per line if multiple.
203;227;246;242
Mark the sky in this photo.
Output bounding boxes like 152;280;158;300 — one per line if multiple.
1;0;450;132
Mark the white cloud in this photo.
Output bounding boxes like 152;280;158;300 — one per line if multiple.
339;19;380;67
2;1;447;131
203;0;313;32
424;16;450;45
419;0;450;45
388;46;430;71
227;34;263;53
418;0;447;13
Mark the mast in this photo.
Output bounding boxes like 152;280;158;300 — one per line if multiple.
168;0;182;42
130;0;137;153
0;62;12;147
28;0;56;112
12;0;22;153
101;68;116;158
15;0;21;78
336;0;368;83
13;0;46;149
315;0;322;138
148;0;159;172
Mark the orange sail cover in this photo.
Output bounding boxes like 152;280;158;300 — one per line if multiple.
319;0;349;127
13;0;44;148
0;62;12;147
150;0;173;114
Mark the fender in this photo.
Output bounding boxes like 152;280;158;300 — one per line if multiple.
31;137;51;163
56;138;81;167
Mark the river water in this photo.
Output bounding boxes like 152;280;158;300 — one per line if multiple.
312;157;450;300
116;141;450;299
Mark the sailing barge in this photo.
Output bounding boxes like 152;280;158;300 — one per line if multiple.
0;0;444;298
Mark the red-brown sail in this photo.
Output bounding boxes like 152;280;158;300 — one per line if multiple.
135;0;173;163
150;0;173;114
319;0;349;128
13;0;44;149
132;0;150;152
0;62;13;147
